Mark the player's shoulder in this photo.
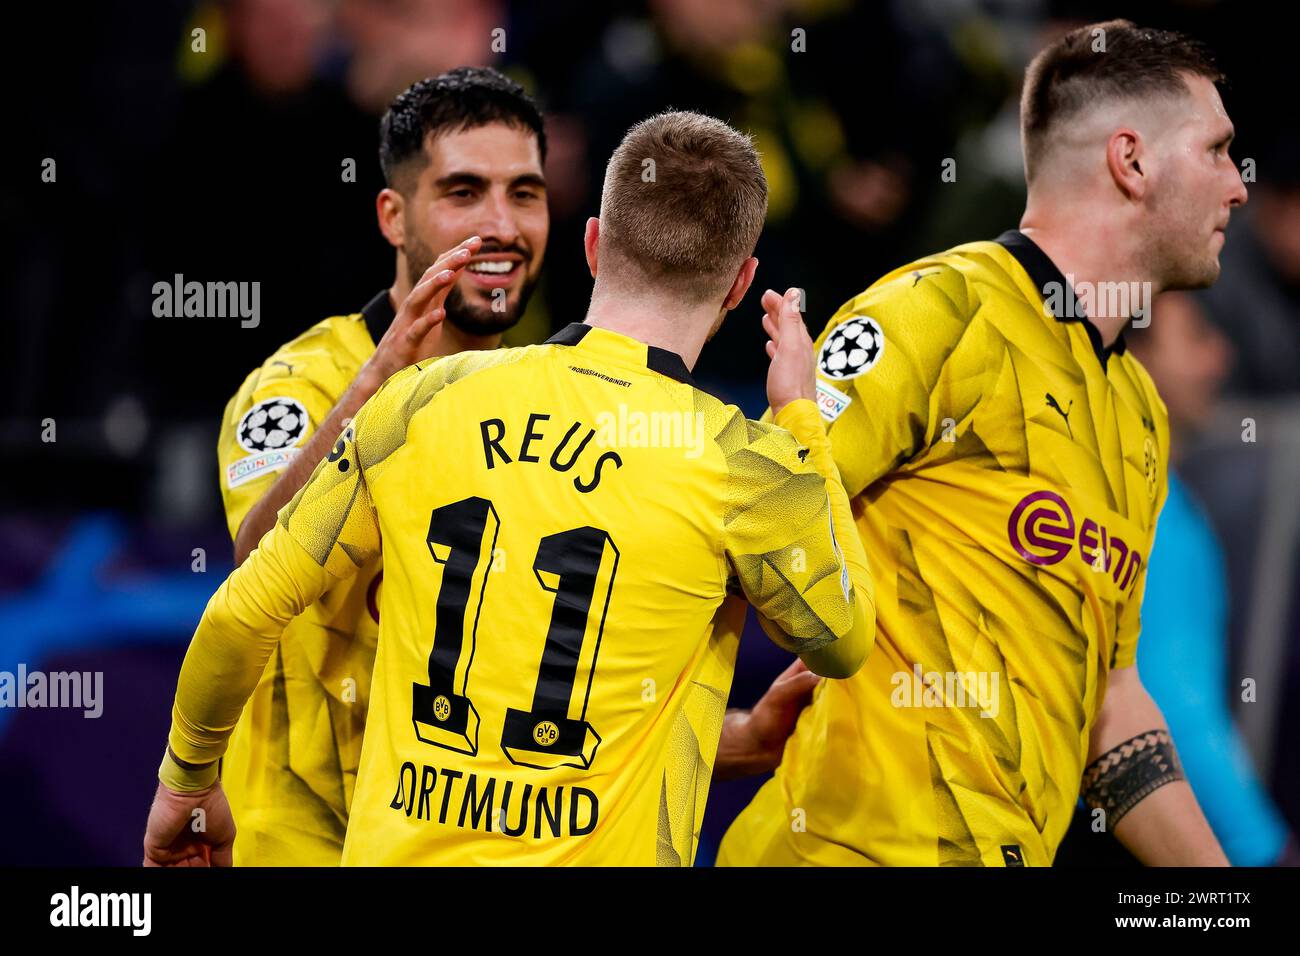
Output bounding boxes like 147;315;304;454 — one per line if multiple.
688;392;813;482
814;245;1002;385
260;313;367;384
851;245;993;316
427;339;548;391
365;341;543;421
227;312;366;409
817;242;1008;344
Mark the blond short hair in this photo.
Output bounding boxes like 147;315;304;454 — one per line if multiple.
599;111;768;302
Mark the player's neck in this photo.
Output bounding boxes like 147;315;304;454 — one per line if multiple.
583;290;712;370
1019;213;1158;348
389;257;414;309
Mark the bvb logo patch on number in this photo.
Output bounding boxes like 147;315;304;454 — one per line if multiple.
818;316;884;379
433;695;452;722
236;397;309;453
533;721;559;747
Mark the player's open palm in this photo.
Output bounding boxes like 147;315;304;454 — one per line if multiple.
363;235;483;386
143;780;236;867
762;287;816;415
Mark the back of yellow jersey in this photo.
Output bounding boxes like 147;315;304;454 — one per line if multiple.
271;323;859;865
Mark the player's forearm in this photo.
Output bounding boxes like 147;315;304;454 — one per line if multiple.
774;399;875;677
1108;777;1229;865
1084;669;1228;865
233;374;380;564
163;524;337;790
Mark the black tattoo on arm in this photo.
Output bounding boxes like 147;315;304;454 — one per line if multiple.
1081;729;1185;828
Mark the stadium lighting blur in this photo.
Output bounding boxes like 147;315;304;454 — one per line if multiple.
102;395;149;458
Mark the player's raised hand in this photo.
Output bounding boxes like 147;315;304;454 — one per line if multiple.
143;780;236;867
715;657;821;779
761;287;817;415
748;657;821;752
360;235;483;389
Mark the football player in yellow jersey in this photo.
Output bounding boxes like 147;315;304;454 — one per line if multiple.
214;67;828;866
145;110;874;866
720;21;1247;867
213;68;552;865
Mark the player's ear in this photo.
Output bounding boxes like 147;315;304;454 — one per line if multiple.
1106;128;1146;201
722;256;759;311
377;188;406;249
584;217;600;278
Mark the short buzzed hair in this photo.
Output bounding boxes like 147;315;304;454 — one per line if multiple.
599;111;768;302
1021;20;1224;181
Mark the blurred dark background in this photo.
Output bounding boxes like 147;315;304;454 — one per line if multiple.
2;0;1298;865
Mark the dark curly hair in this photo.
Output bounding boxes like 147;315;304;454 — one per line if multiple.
378;66;546;192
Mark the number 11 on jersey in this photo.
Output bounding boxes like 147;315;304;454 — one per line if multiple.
412;495;619;771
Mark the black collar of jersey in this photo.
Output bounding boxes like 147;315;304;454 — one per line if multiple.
545;323;696;385
995;229;1128;367
360;289;396;345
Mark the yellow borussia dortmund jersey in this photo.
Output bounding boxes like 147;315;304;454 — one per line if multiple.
170;323;871;865
720;231;1170;867
215;291;393;865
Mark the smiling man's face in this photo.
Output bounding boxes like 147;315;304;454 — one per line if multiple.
403;123;549;335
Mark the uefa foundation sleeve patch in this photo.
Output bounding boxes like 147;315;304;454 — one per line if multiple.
816;379;853;424
226;397;310;488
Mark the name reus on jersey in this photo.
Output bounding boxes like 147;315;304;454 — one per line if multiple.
480;411;623;493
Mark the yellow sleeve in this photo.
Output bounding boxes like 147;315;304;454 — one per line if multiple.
161;522;340;790
774;399;875;678
812;266;975;496
162;400;383;791
720;400;874;678
217;363;340;542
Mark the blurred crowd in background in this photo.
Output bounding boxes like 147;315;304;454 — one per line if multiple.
3;0;1299;864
